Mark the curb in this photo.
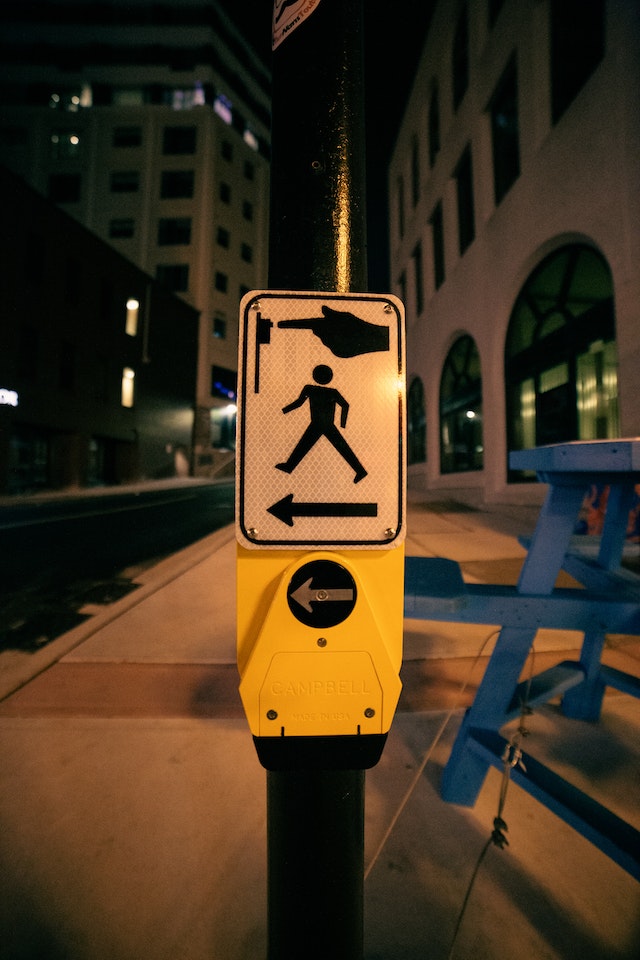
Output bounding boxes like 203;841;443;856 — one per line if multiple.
0;524;237;702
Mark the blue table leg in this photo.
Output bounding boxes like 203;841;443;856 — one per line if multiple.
442;481;588;806
597;481;637;571
516;483;589;593
560;481;636;719
441;626;537;804
562;627;607;720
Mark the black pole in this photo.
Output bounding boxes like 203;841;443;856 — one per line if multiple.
266;3;367;958
268;0;367;293
267;768;365;960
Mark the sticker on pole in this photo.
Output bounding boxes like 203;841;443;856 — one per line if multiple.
236;290;406;550
272;0;322;51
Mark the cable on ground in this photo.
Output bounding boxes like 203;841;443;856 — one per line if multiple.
364;629;499;882
446;645;536;959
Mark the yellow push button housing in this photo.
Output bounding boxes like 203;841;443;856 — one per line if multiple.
237;547;403;765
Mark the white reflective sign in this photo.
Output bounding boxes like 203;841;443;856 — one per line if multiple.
236;290;406;550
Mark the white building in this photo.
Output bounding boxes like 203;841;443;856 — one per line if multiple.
0;0;271;474
389;0;640;503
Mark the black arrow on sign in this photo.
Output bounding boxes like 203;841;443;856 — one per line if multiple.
267;493;378;527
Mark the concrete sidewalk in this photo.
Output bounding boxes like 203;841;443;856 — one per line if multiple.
0;496;639;959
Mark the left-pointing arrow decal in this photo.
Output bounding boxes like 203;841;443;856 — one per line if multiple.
290;579;355;613
267;494;378;527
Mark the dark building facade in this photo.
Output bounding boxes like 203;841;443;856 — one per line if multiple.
0;166;199;495
0;0;271;475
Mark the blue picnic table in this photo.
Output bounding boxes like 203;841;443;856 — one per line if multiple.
404;439;640;880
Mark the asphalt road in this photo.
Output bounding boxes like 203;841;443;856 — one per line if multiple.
0;480;235;651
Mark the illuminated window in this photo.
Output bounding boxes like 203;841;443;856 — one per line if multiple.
211;404;236;449
125;299;139;336
0;388;19;407
505;244;618;480
121;367;135;408
577;341;619;442
243;129;259;152
214;94;233;125
113;88;144;107
211;365;237;401
48;86;91;111
50;131;81;159
440;335;483;473
171;84;205;110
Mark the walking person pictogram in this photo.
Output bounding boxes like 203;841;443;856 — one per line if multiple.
276;364;367;483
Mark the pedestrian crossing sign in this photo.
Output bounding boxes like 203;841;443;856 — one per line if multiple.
236;290;406;549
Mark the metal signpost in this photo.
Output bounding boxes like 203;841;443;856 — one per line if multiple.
236;290;406;769
235;4;406;957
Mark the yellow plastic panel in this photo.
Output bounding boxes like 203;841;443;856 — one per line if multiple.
237;548;404;739
258;651;383;737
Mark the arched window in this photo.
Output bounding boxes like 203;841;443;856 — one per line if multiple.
408;377;426;465
440;335;483;473
505;244;618;480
